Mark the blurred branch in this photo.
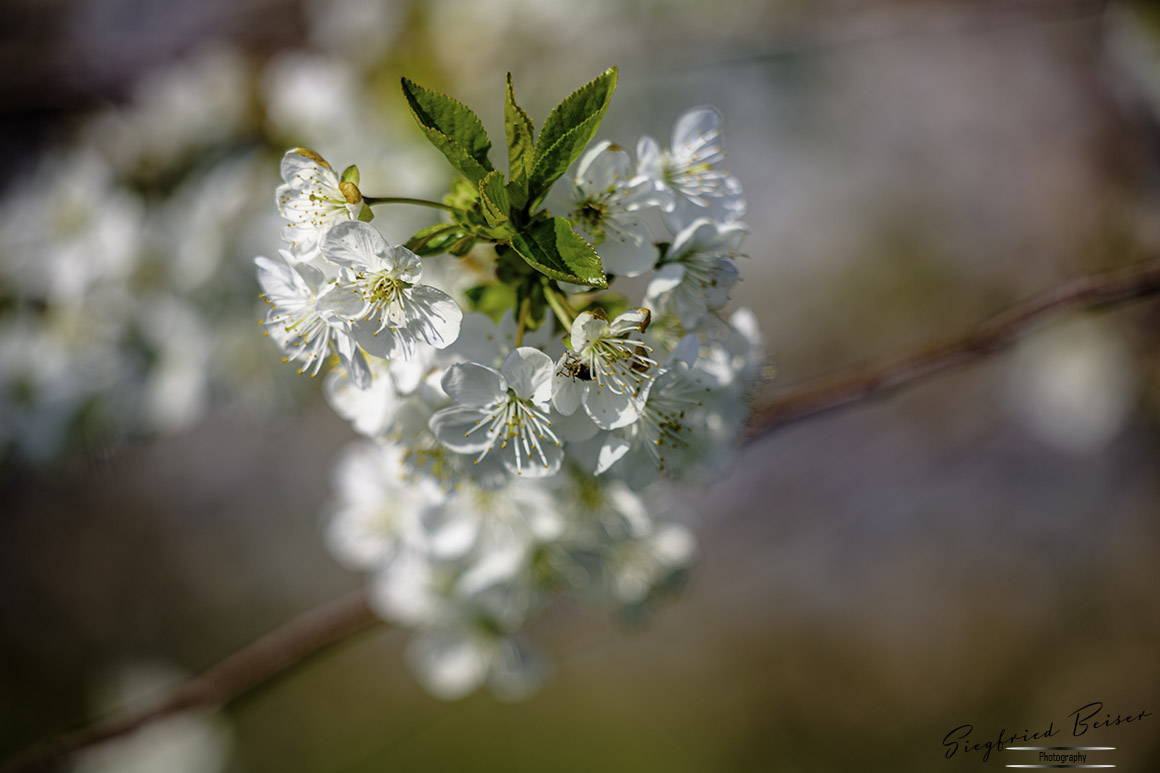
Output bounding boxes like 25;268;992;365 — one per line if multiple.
746;259;1160;439
5;258;1160;772
0;590;379;773
685;0;1109;73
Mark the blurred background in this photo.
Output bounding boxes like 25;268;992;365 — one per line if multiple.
2;0;1159;770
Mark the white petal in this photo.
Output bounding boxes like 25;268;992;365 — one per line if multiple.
690;219;747;254
419;505;480;560
619;174;673;212
609;308;650;336
406;285;462;350
646;262;686;299
391;352;432;395
353;323;405;360
316;282;365;319
430;404;494;453
500;347;553;403
321;220;387;269
369;549;442;626
389;243;424;284
596;230;657;278
254;254;302;299
575;140;632;192
280;148;332;185
584;384;641;430
702;260;739;309
550;406;600;442
339;338;372;389
500;438;563;478
551;366;584;415
442;362;505;406
672;107;722;152
670;334;700;368
667;218;713;261
652;523;697;566
635;135;664;182
459;538;527;594
406;631;491;701
595;435;631;475
570;311;607;352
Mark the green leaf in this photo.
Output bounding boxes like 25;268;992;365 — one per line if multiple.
478;170;510;228
504;73;535;210
528;67;618;202
401;78;494;183
465;283;517;322
404;223;467;256
447;235;478;257
508;217;607;288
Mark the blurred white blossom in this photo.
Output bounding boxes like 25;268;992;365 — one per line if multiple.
1007;315;1136;453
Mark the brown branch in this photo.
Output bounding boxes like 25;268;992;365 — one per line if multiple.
5;258;1160;772
745;259;1160;439
0;590;380;773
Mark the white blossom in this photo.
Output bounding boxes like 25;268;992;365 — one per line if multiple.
244;94;763;701
558;140;668;277
636;107;745;222
276;148;362;260
605;521;696;605
406;625;546;702
322;221;463;361
430;348;563;478
646;218;747;328
323;441;445;571
595;335;707;488
552;308;657;430
255;249;369;385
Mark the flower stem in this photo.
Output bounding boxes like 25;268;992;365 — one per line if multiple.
542;281;576;328
362;196;460;214
516;296;531;347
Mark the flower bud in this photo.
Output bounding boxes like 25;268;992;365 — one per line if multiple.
339;181;363;205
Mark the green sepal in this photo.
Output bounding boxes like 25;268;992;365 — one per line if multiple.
504;73;535;211
507;217;607;288
464;283;518;322
340;165;360;184
401;77;494;183
528;67;618;203
405;223;468;256
357;203;374;222
478;170;511;229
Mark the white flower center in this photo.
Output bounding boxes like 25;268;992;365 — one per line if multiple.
464;393;562;475
636;380;701;471
578;333;656;397
354;270;410;335
661;129;728;201
260;294;330;376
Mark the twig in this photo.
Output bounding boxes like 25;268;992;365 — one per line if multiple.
745;260;1160;439
0;590;380;773
4;259;1159;772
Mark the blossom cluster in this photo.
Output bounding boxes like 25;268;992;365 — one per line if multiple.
256;73;764;698
0;4;451;464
